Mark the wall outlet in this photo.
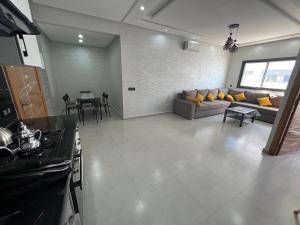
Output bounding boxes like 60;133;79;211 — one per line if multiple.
128;87;136;91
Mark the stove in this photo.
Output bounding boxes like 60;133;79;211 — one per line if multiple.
0;128;72;196
0;129;65;164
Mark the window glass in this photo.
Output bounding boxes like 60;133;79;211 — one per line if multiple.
262;60;296;90
239;59;296;90
240;62;267;88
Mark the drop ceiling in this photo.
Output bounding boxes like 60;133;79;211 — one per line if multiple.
32;0;300;45
38;23;116;48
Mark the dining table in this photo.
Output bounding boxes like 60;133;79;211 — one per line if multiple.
77;92;102;124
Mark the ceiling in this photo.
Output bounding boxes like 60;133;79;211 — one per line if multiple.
38;23;116;48
32;0;300;46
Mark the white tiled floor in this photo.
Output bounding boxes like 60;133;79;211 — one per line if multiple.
79;112;300;225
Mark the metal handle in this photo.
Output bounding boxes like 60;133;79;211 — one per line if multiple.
73;152;82;190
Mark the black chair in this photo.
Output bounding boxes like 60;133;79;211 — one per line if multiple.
77;98;98;125
101;92;111;117
62;94;78;114
95;97;102;120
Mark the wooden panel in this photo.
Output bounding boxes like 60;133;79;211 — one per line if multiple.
280;99;300;155
4;65;48;120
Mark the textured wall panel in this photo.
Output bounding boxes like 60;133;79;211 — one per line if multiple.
120;27;230;118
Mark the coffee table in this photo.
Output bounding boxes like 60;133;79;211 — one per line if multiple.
223;106;260;127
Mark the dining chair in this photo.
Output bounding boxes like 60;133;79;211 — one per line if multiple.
62;94;77;114
101;92;111;117
95;97;102;120
77;98;98;125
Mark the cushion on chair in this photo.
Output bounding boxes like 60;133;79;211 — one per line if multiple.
197;89;209;98
258;97;273;106
183;90;197;98
270;95;283;108
207;91;216;102
226;95;234;102
234;92;247;102
245;91;269;104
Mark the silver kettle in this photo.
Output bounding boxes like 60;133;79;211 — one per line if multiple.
0;127;13;147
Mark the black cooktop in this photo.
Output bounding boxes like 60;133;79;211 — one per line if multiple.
0;129;65;164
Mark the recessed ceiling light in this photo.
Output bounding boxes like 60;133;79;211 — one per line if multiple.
78;34;83;39
165;29;169;32
140;5;145;11
79;39;83;43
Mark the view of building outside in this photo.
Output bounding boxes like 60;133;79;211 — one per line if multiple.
240;59;296;90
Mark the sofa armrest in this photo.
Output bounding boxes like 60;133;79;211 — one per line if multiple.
173;98;195;120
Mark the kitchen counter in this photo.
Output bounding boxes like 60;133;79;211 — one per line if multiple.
0;115;78;225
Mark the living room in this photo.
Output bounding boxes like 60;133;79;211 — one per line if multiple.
0;0;300;225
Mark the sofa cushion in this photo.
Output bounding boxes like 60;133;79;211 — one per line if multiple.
234;92;247;102
219;88;228;95
197;89;209;98
217;91;225;100
230;101;278;116
183;90;197;98
208;88;219;97
214;100;231;107
196;101;229;111
226;95;234;102
228;88;244;96
258;97;273;106
270;95;283;108
245;91;269;104
207;91;216;101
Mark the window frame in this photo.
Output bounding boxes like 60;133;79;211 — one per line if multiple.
237;57;296;92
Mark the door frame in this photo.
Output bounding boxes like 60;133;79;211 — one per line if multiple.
265;53;300;156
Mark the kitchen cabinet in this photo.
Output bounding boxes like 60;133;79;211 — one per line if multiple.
10;0;44;68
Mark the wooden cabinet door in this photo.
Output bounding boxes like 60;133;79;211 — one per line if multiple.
4;65;48;119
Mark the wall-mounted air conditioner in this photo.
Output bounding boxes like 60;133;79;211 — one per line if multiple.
183;41;201;52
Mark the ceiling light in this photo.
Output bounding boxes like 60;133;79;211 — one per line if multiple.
165;29;169;32
223;24;239;53
78;34;83;39
140;5;145;11
78;39;83;43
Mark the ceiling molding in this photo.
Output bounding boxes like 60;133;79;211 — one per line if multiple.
121;0;140;22
140;19;224;45
259;0;300;26
150;0;176;18
239;33;300;47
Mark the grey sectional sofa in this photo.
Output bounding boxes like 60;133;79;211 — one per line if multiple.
173;88;283;123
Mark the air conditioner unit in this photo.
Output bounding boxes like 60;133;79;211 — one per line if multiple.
183;41;201;52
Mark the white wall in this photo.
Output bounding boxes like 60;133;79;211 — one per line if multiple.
31;4;230;118
107;36;123;117
51;42;109;111
226;38;300;87
121;26;229;118
37;33;59;115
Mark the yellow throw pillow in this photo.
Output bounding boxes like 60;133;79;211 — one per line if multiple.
258;97;273;106
234;92;247;102
195;93;205;103
226;94;234;102
186;96;201;106
217;91;225;100
207;91;216;102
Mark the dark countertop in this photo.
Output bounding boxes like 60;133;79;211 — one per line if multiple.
0;115;78;225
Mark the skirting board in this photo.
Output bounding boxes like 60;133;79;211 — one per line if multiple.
123;111;172;119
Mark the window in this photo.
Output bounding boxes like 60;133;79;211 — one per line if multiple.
238;58;296;91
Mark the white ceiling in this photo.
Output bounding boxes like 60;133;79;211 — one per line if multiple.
32;0;136;21
32;0;300;45
38;23;116;48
